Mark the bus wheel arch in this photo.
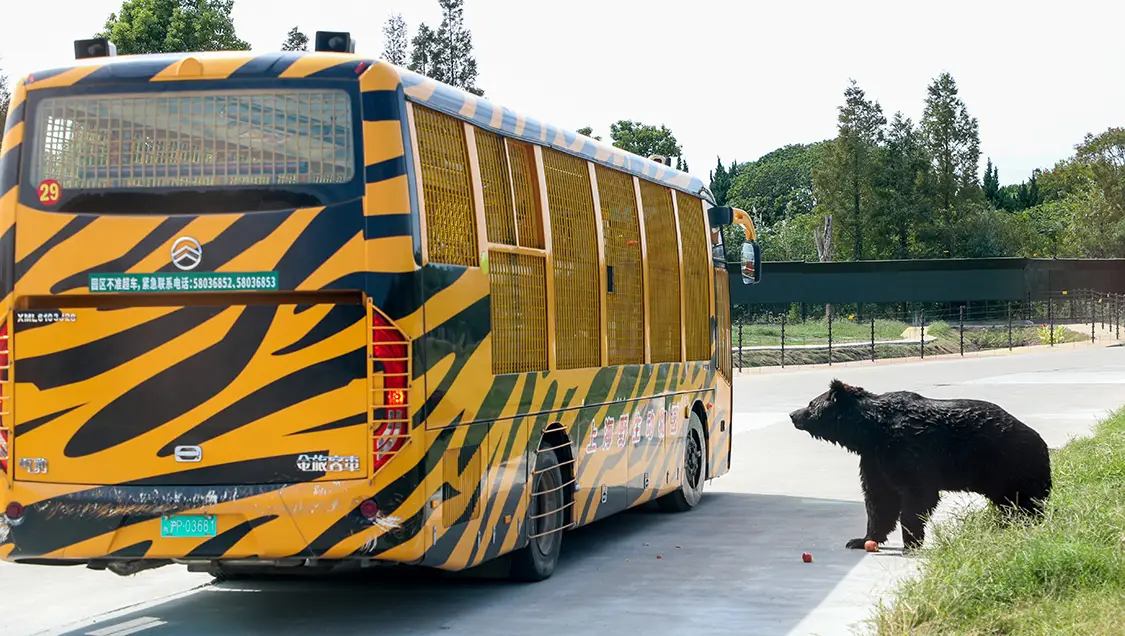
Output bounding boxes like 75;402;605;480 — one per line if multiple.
659;404;708;513
508;423;574;582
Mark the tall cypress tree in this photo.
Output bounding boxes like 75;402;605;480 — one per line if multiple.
813;79;886;261
921;72;980;256
381;13;408;66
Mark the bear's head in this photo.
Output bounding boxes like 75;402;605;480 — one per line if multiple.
790;379;877;452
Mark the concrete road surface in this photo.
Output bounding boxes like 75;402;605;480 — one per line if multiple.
3;346;1123;636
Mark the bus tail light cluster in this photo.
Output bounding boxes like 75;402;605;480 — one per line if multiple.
370;305;411;474
0;321;9;477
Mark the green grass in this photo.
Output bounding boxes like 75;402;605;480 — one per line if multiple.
737;318;914;347
867;406;1125;636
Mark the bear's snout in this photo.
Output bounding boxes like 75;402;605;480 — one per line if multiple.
790;408;808;429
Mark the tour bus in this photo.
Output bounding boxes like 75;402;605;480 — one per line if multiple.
0;32;761;582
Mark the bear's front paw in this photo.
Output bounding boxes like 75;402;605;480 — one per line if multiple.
845;537;869;549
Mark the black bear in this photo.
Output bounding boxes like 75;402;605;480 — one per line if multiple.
789;379;1052;551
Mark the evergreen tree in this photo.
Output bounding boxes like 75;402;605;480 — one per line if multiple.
0;69;9;135
983;158;1000;206
435;0;483;95
709;157;732;206
873;113;931;258
281;26;307;51
408;24;440;78
381;13;408;66
683;160;690;173
813;79;886;261
921;71;981;256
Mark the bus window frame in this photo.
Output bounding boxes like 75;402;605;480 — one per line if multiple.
17;78;368;213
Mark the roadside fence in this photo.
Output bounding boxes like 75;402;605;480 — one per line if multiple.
733;288;1122;370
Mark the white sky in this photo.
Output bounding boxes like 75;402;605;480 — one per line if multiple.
2;0;1122;185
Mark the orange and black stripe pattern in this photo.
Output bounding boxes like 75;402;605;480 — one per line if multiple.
0;50;734;573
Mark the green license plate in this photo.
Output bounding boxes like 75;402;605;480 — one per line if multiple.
160;515;218;538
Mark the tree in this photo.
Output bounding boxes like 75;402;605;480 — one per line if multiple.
382;13;408;66
709;157;733;206
0;66;9;137
813;80;886;261
281;26;307;51
608;120;681;159
920;71;981;256
872;113;932;259
1075;127;1125;217
99;0;250;54
729;142;827;226
983;158;1000;206
408;24;440;78
576;126;601;141
414;0;483;95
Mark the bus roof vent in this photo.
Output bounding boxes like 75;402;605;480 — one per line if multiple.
315;31;355;54
74;38;117;60
648;154;671;166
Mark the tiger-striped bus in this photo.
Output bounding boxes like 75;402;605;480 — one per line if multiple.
0;32;761;581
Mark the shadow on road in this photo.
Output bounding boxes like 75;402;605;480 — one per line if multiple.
57;492;883;636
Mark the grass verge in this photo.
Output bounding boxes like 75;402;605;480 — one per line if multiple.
868;406;1125;635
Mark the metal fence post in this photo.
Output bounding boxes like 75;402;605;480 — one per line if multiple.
870;316;875;363
920;308;925;359
828;305;833;366
1049;294;1054;346
1117;294;1121;341
959;305;964;356
780;313;786;368
1007;301;1013;350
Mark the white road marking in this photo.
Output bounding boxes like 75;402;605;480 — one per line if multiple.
86;617;165;636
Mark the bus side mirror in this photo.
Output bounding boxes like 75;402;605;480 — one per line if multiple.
741;241;762;285
708;205;733;227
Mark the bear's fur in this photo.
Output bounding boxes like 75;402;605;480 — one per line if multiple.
790;379;1052;551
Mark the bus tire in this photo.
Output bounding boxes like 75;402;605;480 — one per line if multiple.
509;448;565;582
659;411;707;513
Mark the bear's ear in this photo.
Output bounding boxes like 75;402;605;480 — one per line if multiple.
829;378;862;400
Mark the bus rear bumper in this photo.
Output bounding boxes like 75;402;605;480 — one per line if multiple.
0;480;423;563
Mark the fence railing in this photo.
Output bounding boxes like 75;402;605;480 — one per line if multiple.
732;288;1122;370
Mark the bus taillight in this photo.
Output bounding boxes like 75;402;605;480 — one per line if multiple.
370;308;410;473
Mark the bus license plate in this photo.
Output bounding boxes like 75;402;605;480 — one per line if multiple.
160;515;218;538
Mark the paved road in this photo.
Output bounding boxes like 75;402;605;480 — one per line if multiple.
3;346;1123;636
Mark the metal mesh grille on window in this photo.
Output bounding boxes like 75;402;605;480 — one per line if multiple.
475;128;517;245
414;106;479;267
676;191;711;362
489;250;548;375
508;140;544;249
33;90;354;188
715;271;732;380
596;165;644;366
542;148;601;370
639;180;682;364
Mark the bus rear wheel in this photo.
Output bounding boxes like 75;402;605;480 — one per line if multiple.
659;411;707;512
509;447;566;582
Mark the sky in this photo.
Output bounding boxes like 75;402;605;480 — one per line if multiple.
2;0;1123;186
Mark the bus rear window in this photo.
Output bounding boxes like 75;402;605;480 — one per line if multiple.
28;88;357;209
